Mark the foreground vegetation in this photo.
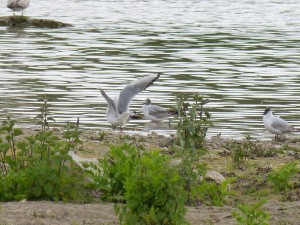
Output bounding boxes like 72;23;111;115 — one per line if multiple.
0;94;299;225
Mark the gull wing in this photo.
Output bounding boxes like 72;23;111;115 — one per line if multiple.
100;89;118;113
117;73;160;114
148;105;170;118
271;117;290;132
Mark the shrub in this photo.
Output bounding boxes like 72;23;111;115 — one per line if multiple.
191;178;235;206
0;95;87;202
232;200;270;225
116;150;188;225
87;143;137;202
171;93;211;201
267;161;299;192
88;139;188;225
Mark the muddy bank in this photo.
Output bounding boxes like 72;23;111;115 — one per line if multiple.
0;199;299;225
0;16;72;28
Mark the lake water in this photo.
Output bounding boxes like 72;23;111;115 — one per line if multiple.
1;0;300;139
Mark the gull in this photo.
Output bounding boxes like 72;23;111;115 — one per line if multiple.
263;108;294;140
7;0;30;16
100;73;160;130
142;98;177;122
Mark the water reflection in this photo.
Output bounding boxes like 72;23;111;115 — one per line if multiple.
0;0;300;139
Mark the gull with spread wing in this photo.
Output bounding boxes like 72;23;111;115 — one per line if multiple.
100;73;160;130
142;98;177;122
263;108;294;140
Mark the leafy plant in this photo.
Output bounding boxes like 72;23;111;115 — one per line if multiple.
115;149;188;225
232;200;270;225
63;118;83;153
87;143;137;202
191;178;235;206
0;115;23;161
267;161;299;192
35;93;55;132
88;139;188;225
171;93;211;200
225;135;266;168
172;93;211;150
0;96;88;202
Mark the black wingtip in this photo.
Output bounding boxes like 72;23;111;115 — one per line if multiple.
146;72;161;89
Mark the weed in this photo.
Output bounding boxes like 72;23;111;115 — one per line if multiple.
0;115;23;161
171;93;211;201
97;131;107;141
35;93;55;132
63;118;83;153
191;178;235;206
225;135;270;168
0;97;87;202
267;161;299;192
87;143;137;202
115;149;188;225
232;200;270;225
88;138;188;225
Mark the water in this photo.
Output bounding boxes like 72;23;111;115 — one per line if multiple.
1;0;300;139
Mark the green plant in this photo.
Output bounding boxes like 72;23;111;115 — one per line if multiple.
267;161;299;192
87;143;137;202
0;97;88;202
172;93;211;150
225;135;264;168
115;150;188;225
0;115;23;161
232;200;270;225
36;93;55;132
191;178;235;206
171;93;211;201
88;139;188;225
63;118;83;153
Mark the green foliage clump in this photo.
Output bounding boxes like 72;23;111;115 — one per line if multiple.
117;150;188;225
87;143;137;202
225;135;267;168
172;93;211;150
232;200;270;225
171;94;211;202
88;139;188;225
267;161;299;192
0;94;86;202
191;178;235;206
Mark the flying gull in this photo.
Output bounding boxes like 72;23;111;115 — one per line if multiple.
100;73;160;130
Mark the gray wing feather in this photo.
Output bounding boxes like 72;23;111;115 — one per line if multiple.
271;117;289;131
148;105;169;118
100;89;117;113
117;73;160;114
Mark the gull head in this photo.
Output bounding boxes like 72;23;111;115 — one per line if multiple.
144;98;151;105
263;108;271;115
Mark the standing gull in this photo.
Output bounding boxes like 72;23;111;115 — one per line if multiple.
100;73;160;130
7;0;30;16
142;98;177;122
263;108;294;140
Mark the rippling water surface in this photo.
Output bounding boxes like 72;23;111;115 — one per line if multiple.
1;0;300;139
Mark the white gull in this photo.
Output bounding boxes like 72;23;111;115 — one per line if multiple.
100;73;160;130
263;108;294;140
142;98;177;122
